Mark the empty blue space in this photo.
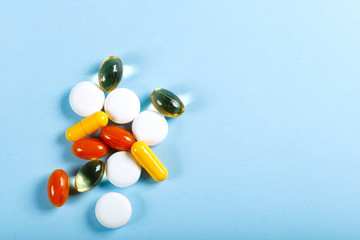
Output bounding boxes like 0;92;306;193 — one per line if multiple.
1;1;360;239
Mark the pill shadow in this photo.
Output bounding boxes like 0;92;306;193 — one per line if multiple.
98;175;116;191
60;89;83;121
86;199;113;233
126;192;146;226
164;150;183;180
139;94;153;112
107;119;132;133
68;172;80;197
35;175;54;210
122;52;144;66
66;167;90;205
164;139;183;180
165;116;176;125
121;52;143;82
87;60;102;75
149;143;182;180
138;169;157;185
57;133;86;165
69;183;78;196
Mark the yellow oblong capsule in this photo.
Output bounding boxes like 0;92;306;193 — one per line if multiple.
66;111;108;142
131;141;168;182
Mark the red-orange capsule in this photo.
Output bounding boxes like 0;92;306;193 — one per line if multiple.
100;126;136;151
47;169;69;207
72;138;108;160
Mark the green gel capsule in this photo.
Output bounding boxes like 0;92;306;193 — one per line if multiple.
75;160;105;192
151;88;185;117
98;56;123;92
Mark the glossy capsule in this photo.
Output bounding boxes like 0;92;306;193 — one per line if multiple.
72;138;108;160
151;88;185;117
100;126;136;151
75;160;105;192
47;169;69;207
98;56;123;92
66;111;108;142
131;141;168;182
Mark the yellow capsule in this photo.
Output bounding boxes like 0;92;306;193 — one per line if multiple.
131;141;168;182
66;111;108;142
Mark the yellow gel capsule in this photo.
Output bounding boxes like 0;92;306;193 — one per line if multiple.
66;111;108;142
131;141;168;182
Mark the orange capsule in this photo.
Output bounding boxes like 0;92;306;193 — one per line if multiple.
72;138;108;160
47;169;69;207
100;126;136;151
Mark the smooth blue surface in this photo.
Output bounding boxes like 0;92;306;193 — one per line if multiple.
1;1;360;239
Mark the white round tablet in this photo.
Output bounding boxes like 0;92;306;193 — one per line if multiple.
104;88;140;124
132;110;168;146
106;151;141;188
95;192;132;228
69;81;105;117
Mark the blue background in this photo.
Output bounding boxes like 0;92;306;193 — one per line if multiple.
1;0;360;239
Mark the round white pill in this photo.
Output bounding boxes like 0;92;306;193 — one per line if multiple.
132;110;168;146
69;81;105;117
104;88;140;124
95;192;132;228
106;151;141;188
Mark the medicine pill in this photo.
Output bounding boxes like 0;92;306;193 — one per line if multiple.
151;88;185;117
66;111;108;142
106;151;141;188
69;81;105;117
95;192;132;228
72;138;108;160
131;141;168;182
104;88;140;124
75;160;105;192
47;169;69;207
98;56;123;92
132;110;168;146
100;126;136;151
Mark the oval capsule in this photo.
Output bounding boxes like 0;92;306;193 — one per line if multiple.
72;138;108;160
47;169;69;207
151;88;185;117
75;160;105;192
66;111;108;142
98;56;123;92
100;126;136;151
131;141;168;182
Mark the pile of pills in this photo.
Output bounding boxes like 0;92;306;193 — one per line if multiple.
47;56;184;228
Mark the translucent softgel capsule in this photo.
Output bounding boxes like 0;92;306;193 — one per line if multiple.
47;169;69;207
131;141;168;182
151;88;185;117
98;56;123;92
66;111;108;142
75;160;105;192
